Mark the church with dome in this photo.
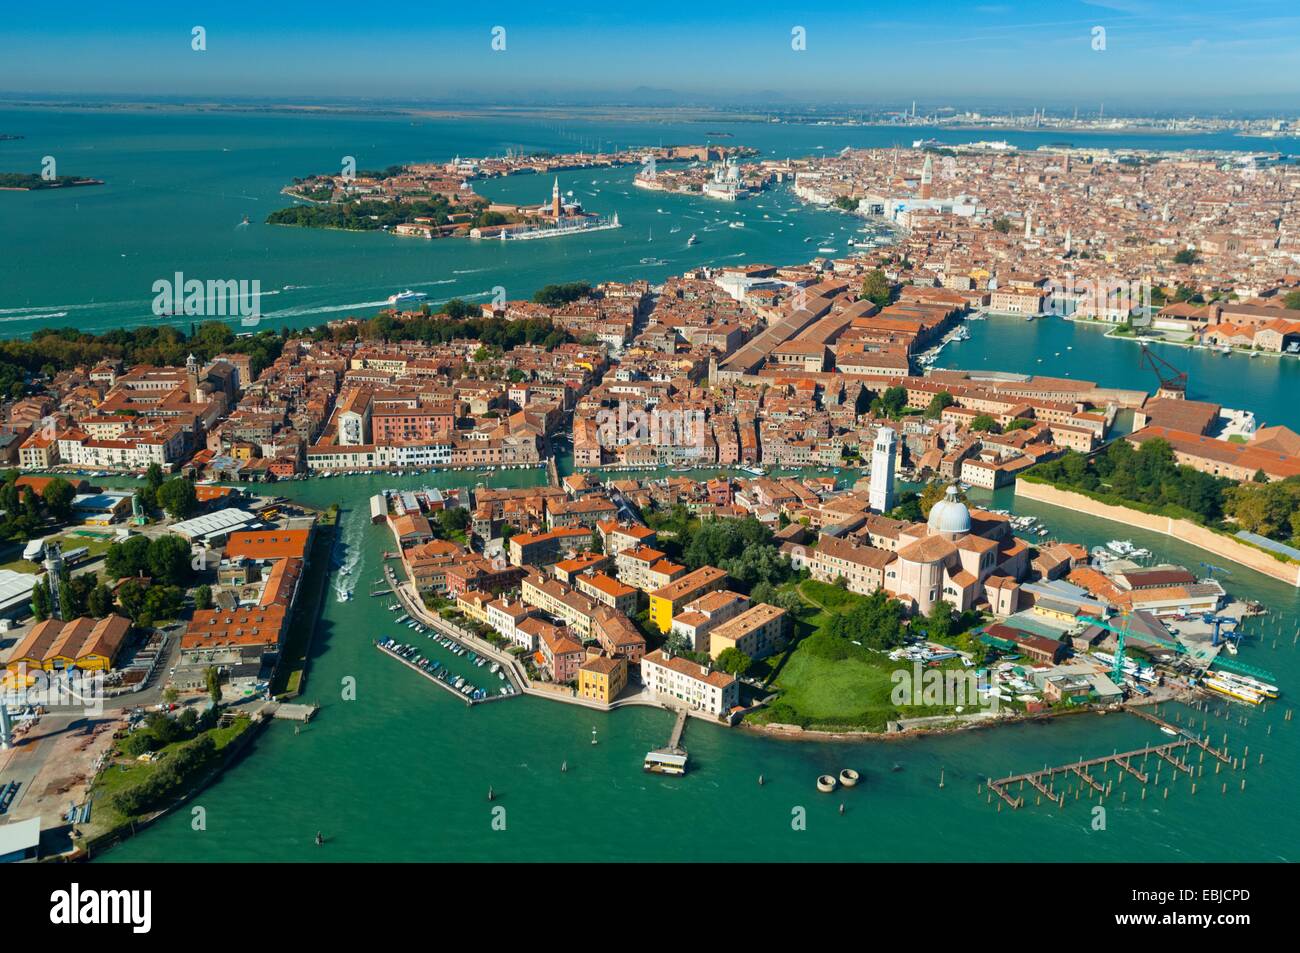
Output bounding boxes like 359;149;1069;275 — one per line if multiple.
796;484;1032;617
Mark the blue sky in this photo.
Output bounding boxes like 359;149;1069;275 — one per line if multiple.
1;1;1297;110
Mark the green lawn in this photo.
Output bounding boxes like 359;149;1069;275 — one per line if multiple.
85;715;253;837
746;582;976;732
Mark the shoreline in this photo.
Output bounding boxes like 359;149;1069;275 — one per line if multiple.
1014;478;1300;586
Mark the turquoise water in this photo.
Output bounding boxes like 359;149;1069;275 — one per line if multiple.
3;107;1296;339
97;466;1300;862
5;107;1297;861
944;315;1300;431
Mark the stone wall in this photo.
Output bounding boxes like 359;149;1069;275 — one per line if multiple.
1014;478;1300;587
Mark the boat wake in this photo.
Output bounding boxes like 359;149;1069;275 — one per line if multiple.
332;507;365;603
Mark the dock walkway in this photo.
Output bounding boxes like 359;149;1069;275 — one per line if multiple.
986;710;1229;809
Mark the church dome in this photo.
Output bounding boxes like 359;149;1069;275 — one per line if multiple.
927;485;971;537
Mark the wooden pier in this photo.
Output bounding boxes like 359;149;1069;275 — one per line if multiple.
667;709;688;751
259;701;318;723
986;710;1229;810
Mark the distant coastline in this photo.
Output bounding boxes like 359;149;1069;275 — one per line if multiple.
0;172;103;191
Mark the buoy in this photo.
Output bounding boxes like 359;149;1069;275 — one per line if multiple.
758;774;764;786
315;831;324;847
839;803;845;815
561;761;567;773
487;786;495;801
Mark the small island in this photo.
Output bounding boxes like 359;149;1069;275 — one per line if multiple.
0;171;104;191
268;144;754;240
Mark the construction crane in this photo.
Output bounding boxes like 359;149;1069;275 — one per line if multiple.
1200;561;1232;580
1206;615;1241;647
1081;612;1182;683
1139;344;1188;399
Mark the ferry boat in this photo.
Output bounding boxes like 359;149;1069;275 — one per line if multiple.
387;289;427;306
1212;670;1279;699
1201;675;1263;705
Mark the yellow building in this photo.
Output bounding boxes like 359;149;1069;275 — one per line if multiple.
707;603;789;662
456;590;493;624
577;654;628;705
5;615;130;677
648;566;728;633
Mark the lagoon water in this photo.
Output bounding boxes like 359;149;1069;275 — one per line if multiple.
95;466;1300;863
3;106;1297;860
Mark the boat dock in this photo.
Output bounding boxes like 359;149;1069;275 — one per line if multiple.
259;701;318;723
986;710;1230;809
644;709;690;776
375;640;475;706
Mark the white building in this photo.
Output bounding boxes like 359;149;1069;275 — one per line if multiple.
640;649;738;717
869;426;897;513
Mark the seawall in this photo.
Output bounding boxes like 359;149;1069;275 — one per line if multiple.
1014;478;1300;587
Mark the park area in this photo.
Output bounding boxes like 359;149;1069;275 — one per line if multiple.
746;579;981;733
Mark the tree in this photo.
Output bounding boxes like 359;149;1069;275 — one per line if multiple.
31;578;50;621
41;477;76;521
1283;290;1300;311
205;665;222;707
991;217;1012;234
861;269;893;307
1173;248;1199;265
194;584;213;611
590;528;604;554
716;647;752;677
437;506;470;537
146;535;192;586
59;570;96;620
924;391;953;419
87;582;115;618
870;385;908;419
156;477;198;520
919;480;964;518
105;534;152;579
925;599;956;643
971;414;998;432
116;578;149;624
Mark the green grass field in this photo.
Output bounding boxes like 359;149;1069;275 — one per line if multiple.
746;580;975;732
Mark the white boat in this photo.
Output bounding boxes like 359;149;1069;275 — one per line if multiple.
387;289;427;306
687;233;699;245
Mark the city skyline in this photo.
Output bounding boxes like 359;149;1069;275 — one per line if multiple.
2;1;1299;110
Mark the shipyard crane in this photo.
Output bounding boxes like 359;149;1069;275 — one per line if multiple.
1200;561;1232;580
1139;344;1188;399
1206;615;1242;647
1080;612;1182;683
